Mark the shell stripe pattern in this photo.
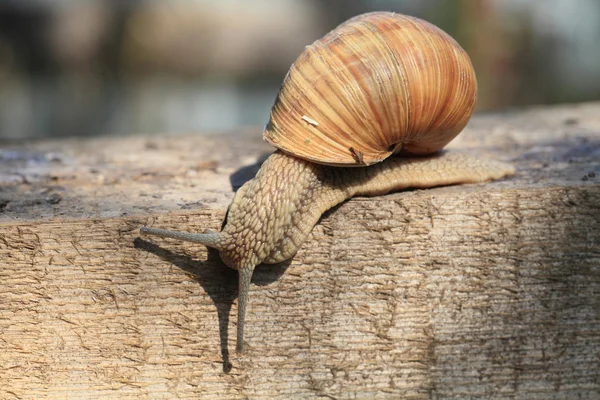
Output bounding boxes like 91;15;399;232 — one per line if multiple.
264;12;477;166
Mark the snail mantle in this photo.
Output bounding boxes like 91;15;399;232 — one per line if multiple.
1;102;599;398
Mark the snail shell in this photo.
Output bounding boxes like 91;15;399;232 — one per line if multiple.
264;12;477;166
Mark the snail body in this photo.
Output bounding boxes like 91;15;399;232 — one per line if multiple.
140;12;515;353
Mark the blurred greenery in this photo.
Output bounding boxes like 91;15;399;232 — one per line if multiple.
0;0;598;139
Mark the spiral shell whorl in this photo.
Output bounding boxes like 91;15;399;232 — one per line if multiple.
264;12;477;166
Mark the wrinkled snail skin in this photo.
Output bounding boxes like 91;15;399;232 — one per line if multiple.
140;150;514;352
217;151;515;270
139;11;515;353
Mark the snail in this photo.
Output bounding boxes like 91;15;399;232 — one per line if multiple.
140;12;515;353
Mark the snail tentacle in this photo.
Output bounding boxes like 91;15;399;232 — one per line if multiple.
236;266;255;353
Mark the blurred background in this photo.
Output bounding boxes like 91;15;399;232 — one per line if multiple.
0;0;599;140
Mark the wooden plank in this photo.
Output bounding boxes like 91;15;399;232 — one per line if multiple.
1;102;599;398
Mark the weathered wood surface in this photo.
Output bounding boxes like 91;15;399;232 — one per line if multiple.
1;102;599;399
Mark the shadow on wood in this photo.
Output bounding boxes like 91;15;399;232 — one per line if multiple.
133;235;293;372
229;152;270;192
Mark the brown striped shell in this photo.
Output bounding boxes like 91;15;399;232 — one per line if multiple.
263;12;477;166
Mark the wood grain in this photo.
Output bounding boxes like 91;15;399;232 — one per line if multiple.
1;102;599;399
